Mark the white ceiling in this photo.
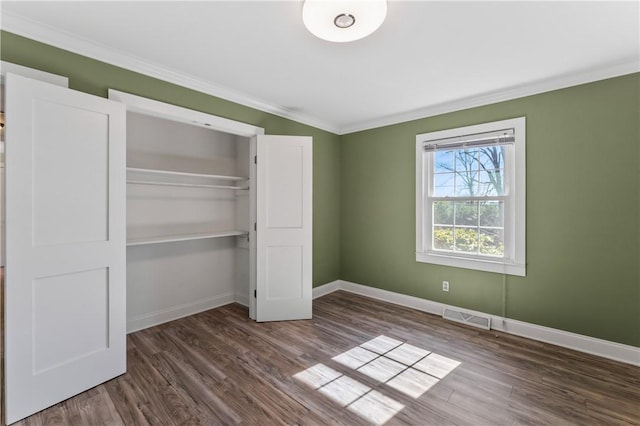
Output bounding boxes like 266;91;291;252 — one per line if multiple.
2;1;638;134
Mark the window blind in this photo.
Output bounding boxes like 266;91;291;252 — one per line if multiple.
423;128;515;151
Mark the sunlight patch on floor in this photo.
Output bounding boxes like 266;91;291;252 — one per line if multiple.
332;346;379;369
294;335;462;425
348;389;405;425
293;363;341;389
319;375;371;406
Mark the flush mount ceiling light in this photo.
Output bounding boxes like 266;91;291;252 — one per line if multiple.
302;0;387;43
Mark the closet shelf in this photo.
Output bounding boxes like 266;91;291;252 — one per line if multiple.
126;167;249;190
127;180;248;190
127;167;247;181
127;230;249;246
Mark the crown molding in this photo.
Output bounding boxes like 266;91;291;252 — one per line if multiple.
2;11;638;137
0;11;341;135
339;58;640;134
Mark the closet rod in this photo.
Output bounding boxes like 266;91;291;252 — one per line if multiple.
127;180;248;190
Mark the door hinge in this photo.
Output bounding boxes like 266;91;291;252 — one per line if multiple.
254;155;257;164
254;222;257;231
254;289;257;298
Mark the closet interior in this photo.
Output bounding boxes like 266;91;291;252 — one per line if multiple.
113;92;259;332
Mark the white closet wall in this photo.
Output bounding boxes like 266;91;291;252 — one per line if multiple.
125;112;251;332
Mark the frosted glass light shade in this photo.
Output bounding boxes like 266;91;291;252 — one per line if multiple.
302;0;387;43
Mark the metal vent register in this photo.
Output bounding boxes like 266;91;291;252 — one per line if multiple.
443;307;491;330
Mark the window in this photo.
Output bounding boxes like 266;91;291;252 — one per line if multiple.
416;117;525;276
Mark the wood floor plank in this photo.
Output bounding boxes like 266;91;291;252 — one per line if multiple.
38;403;68;426
9;290;640;425
122;346;199;426
102;376;151;426
150;350;239;424
75;389;124;426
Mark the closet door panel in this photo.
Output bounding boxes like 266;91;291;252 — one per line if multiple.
265;143;304;228
32;99;109;245
255;135;312;322
4;73;126;424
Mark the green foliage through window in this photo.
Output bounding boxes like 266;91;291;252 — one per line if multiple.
433;227;504;257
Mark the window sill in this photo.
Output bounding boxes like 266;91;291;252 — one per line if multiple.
416;251;526;276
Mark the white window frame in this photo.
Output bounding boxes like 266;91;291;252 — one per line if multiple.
416;117;526;276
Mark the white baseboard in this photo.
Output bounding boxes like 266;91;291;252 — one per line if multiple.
313;280;640;367
127;292;236;333
312;280;342;299
235;292;250;307
487;316;640;367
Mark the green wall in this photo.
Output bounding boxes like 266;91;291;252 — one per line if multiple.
340;73;640;347
0;31;341;287
3;31;639;347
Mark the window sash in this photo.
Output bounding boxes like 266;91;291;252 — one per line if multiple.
423;145;515;261
429;144;509;198
427;198;508;259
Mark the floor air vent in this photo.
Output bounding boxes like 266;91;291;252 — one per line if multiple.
443;307;491;330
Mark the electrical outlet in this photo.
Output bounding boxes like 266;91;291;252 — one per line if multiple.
442;281;450;292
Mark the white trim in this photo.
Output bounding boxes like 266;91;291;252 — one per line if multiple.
127;292;236;333
415;252;526;276
108;89;265;137
3;12;638;136
340;59;640;134
312;280;342;299
488;316;640;368
1;12;339;134
312;280;640;366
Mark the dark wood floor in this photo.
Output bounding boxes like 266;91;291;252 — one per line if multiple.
10;290;640;425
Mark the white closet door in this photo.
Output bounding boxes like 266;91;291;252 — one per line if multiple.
255;135;312;321
4;73;126;424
